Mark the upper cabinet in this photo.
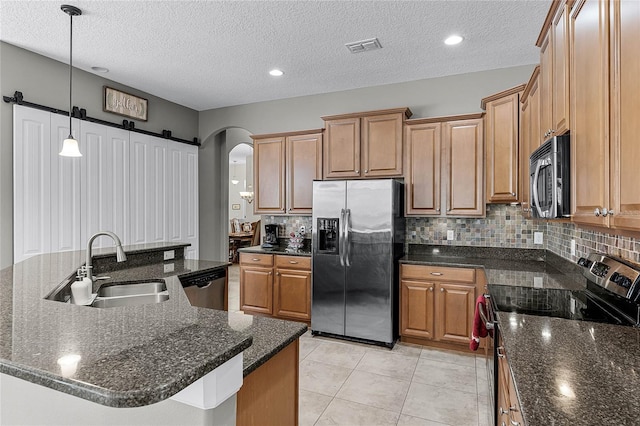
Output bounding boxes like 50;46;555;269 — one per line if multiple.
405;114;484;217
519;66;541;216
482;85;525;204
252;130;322;215
322;108;411;179
537;0;572;142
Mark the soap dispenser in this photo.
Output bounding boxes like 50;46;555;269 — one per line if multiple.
71;270;92;305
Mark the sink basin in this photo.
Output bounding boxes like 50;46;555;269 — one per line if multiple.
97;281;167;297
92;279;170;308
92;292;170;308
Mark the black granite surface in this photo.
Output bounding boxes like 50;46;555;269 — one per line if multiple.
239;244;311;257
0;242;305;408
401;244;640;426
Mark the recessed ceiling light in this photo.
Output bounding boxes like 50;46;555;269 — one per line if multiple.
444;35;464;45
269;69;284;77
91;66;109;73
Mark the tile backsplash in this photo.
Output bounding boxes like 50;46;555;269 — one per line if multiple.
262;215;313;238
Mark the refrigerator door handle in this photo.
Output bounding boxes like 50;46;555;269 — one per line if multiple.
339;208;346;266
345;208;351;267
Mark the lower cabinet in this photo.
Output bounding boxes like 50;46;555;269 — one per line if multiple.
497;336;524;426
240;253;311;322
400;264;477;349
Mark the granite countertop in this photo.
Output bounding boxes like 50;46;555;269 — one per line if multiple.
401;245;640;425
239;244;311;257
0;243;305;408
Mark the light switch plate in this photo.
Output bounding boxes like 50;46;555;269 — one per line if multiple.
534;232;544;245
164;250;175;260
447;230;454;240
164;263;175;273
533;276;544;288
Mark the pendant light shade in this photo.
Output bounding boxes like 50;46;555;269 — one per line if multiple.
59;4;82;157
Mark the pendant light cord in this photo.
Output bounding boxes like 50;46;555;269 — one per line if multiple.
68;11;73;138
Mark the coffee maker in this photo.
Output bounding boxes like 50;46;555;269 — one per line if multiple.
263;224;278;248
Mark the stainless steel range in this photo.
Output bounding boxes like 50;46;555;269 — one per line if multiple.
484;253;640;426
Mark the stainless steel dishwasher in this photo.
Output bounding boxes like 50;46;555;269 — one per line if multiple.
180;268;227;310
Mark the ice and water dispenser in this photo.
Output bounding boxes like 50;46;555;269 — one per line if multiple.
317;218;339;254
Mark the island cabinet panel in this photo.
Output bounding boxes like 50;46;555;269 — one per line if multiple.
236;340;299;426
253;137;286;214
484;90;521;203
443;118;485;217
570;0;610;228
286;132;322;214
362;113;404;177
404;122;441;215
400;264;477;351
609;0;640;231
323;117;361;179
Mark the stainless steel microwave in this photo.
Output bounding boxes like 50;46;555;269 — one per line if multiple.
529;134;570;218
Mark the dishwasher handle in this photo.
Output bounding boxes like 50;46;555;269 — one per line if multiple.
181;268;227;288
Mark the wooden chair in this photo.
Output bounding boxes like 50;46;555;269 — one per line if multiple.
250;220;261;246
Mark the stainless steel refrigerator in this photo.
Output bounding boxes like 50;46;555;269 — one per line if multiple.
311;179;404;347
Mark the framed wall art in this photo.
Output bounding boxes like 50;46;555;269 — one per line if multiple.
104;86;148;121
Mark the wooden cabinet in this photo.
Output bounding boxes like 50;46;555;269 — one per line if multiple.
274;256;311;321
400;264;477;350
496;336;524;426
322;108;411;179
570;0;610;228
240;253;311;322
519;66;541;216
482;86;525;203
538;0;572;143
404;114;484;217
252;130;322;215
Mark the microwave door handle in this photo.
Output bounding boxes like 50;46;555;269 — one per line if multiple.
532;159;545;218
339;209;345;266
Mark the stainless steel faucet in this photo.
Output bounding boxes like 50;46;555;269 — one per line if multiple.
80;231;127;282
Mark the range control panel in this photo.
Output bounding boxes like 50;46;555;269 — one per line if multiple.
578;254;640;300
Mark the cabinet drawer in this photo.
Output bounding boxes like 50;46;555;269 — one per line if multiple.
275;255;311;270
240;253;274;266
401;264;475;283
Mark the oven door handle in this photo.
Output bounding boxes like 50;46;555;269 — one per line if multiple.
479;294;494;330
532;158;545;218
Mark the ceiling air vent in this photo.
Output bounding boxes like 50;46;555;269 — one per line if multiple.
345;38;382;54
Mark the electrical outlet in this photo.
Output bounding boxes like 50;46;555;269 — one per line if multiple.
534;232;544;245
571;239;576;256
164;250;175;260
533;276;544;288
447;230;454;241
164;263;175;273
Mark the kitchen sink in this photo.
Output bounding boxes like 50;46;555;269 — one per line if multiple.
97;281;167;297
92;292;170;308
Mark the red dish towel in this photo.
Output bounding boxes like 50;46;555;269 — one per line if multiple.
469;295;489;351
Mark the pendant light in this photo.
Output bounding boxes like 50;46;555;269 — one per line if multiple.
231;161;239;185
59;4;82;157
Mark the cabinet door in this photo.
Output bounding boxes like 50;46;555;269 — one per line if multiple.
400;279;434;339
552;1;571;135
570;0;610;227
528;73;542;153
81;122;130;248
274;268;311;321
539;32;553;143
254;137;285;214
362;113;403;177
435;282;475;344
240;266;274;315
443;119;484;217
485;93;520;203
520;99;531;213
404;123;441;216
129;133;168;244
323;118;360;179
167;141;199;259
13;105;52;263
610;0;640;231
286;133;322;215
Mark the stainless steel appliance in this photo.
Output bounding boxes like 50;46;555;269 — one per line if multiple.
180;268;227;310
529;134;570;218
483;253;640;425
311;179;404;347
263;224;278;247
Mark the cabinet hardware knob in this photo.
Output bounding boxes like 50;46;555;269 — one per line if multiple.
594;208;601;217
447;209;452;212
429;287;433;292
500;408;509;415
436;208;440;212
252;258;260;261
364;169;368;173
276;271;280;276
501;423;507;426
511;192;515;196
440;288;444;292
608;209;615;216
510;421;520;426
269;271;272;276
497;346;505;358
355;170;359;174
430;272;443;276
289;260;298;264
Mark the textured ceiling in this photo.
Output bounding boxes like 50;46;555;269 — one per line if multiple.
0;1;550;111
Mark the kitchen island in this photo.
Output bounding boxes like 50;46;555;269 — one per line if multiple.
0;243;306;425
401;245;640;426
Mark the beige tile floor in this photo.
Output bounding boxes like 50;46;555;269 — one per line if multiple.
227;264;491;426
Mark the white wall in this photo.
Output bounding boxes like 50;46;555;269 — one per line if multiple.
197;64;536;261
